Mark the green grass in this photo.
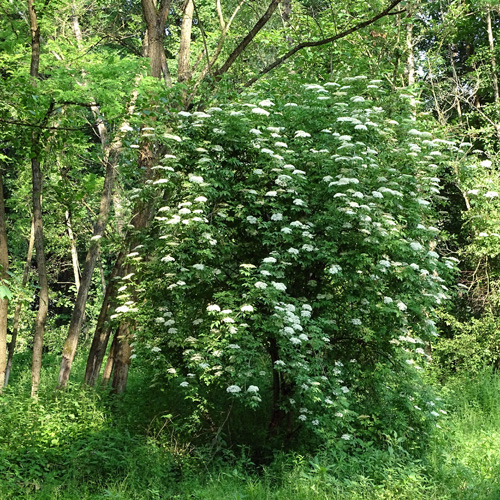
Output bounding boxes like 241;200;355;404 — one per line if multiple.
2;354;500;499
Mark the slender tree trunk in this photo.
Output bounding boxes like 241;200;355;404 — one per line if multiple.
0;169;9;390
486;6;499;115
405;5;417;118
450;45;463;122
31;154;49;398
83;252;123;385
65;210;80;292
4;220;34;387
28;0;50;398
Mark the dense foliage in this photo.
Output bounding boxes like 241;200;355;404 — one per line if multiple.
1;0;500;497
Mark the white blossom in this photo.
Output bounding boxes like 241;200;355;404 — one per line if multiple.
189;175;204;184
295;130;311;138
484;191;499;198
263;257;277;264
328;264;342;275
226;385;241;393
259;99;275;107
252;107;270;116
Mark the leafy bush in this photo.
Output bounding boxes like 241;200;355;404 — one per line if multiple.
110;76;457;451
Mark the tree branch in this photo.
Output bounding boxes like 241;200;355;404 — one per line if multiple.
243;0;405;87
216;0;282;77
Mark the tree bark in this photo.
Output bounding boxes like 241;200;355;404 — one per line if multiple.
57;151;115;389
102;328;118;386
216;0;283;77
178;0;194;82
141;0;172;81
111;321;133;393
4;220;34;387
0;169;9;390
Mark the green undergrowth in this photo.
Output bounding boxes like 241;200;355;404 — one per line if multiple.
2;353;500;499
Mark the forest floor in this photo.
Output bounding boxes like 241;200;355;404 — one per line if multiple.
1;354;500;499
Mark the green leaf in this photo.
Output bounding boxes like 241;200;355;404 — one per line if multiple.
0;284;12;300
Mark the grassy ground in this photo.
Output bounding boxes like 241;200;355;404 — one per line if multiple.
2;355;500;499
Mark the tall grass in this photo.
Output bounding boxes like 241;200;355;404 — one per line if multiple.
2;353;500;499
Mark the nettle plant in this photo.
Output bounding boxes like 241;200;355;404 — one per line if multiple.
115;76;456;445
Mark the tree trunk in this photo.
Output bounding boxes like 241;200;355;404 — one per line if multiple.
486;7;499;106
31;155;49;398
57;155;115;389
83;252;123;385
65;210;80;292
109;0;172;394
178;0;194;82
141;0;172;81
4;220;34;387
111;321;133;393
102;329;118;386
28;0;50;398
0;169;9;390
